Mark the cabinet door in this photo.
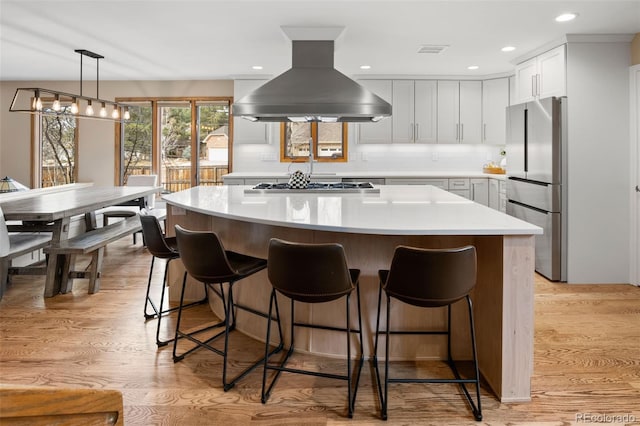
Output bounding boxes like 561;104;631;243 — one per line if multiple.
459;81;482;144
233;80;271;144
437;81;460;143
514;57;537;103
488;178;500;210
414;80;437;144
482;78;509;145
538;44;566;99
392;80;415;143
470;178;489;206
357;80;393;144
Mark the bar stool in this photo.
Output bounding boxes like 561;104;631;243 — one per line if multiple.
373;245;482;421
139;213;206;346
262;238;363;418
173;225;282;391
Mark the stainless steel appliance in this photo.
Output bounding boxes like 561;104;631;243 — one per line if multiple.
506;97;567;281
245;181;380;194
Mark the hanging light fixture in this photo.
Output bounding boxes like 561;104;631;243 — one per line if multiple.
9;49;130;122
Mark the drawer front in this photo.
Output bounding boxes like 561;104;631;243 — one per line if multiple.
385;178;449;189
449;178;470;190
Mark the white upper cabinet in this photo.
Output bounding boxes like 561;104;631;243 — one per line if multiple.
392;80;437;144
482;78;509;145
437;80;482;144
357;80;393;144
413;80;438;144
514;44;566;103
233;80;272;144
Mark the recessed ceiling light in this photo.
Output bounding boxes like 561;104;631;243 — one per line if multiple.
252;65;263;70
467;65;479;70
360;65;371;70
555;13;578;22
501;46;516;52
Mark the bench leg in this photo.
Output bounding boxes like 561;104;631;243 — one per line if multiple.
88;248;104;294
60;254;76;294
44;254;65;298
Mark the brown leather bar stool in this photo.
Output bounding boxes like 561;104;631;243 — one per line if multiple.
262;238;363;418
173;225;282;391
373;245;482;421
139;213;206;347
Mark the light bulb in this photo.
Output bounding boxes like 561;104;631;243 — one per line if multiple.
123;107;130;120
33;91;42;111
52;95;61;112
112;106;120;119
70;99;79;114
86;100;94;116
99;102;107;118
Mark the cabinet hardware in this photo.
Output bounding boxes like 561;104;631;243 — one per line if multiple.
531;75;536;97
415;123;419;141
456;124;459;141
461;123;464;141
483;123;486;141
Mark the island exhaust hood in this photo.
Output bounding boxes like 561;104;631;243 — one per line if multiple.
232;40;392;123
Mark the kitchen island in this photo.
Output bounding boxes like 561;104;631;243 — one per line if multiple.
163;184;541;402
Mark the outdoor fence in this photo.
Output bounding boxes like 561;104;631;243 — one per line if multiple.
42;165;229;191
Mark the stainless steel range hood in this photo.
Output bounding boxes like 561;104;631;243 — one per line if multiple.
232;40;392;123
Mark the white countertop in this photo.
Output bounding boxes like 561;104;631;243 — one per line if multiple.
163;184;540;236
222;171;507;180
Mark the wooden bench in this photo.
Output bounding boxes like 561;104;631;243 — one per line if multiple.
0;233;52;301
0;384;123;425
44;215;142;294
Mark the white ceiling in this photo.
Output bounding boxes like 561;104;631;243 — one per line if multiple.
1;0;639;82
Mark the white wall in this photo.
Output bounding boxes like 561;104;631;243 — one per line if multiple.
0;80;233;187
565;42;631;283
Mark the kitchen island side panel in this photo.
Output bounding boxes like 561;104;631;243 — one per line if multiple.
166;207;535;402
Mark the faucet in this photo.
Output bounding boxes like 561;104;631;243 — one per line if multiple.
308;137;315;176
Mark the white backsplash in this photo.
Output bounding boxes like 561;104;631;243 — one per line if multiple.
233;141;505;174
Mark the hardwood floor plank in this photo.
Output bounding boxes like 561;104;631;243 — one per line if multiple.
1;239;640;425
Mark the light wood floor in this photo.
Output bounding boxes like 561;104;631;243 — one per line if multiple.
1;238;639;425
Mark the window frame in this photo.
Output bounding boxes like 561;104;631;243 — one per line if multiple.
114;96;232;188
279;122;348;163
31;103;79;188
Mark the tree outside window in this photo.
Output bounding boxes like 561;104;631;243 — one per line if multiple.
40;106;77;187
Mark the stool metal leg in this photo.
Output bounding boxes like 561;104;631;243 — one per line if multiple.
145;258;206;347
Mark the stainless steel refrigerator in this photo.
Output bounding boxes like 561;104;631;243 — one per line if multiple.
506;96;567;281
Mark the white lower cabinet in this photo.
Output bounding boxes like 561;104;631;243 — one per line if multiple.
470;178;488;206
488;178;507;212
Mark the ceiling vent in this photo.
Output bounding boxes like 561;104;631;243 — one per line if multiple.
417;45;449;54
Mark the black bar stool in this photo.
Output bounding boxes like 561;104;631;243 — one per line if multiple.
173;225;283;391
373;245;482;421
139;213;206;346
262;238;363;418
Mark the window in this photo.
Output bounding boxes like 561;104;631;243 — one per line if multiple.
122;102;152;183
280;122;347;162
116;97;231;193
37;102;78;187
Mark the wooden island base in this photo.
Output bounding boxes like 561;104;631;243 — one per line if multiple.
166;208;535;402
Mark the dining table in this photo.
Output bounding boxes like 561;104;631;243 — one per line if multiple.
0;185;159;297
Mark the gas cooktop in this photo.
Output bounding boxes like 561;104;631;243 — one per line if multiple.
244;181;380;194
